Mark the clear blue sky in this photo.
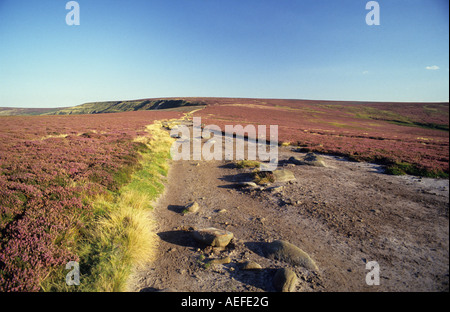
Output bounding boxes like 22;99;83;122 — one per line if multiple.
0;0;448;108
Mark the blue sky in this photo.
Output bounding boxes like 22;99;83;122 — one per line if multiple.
0;0;448;108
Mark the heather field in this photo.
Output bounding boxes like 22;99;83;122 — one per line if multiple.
0;111;182;291
0;98;448;292
195;98;449;177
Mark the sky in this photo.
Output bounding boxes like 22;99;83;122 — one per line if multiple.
0;0;448;108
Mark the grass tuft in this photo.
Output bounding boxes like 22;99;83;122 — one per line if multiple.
252;170;275;185
385;162;449;179
235;160;261;169
42;121;175;292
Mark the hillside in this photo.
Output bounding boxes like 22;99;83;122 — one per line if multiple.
1;97;448;175
195;99;449;177
0;101;448;293
2;97;448;130
48;98;206;115
0;107;63;116
52;97;450;132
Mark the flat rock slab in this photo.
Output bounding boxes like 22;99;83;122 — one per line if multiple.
273;268;298;292
185;201;200;213
241;261;263;270
290;153;327;167
263;240;318;271
239;181;258;188
271;170;296;183
208;256;232;265
192;228;234;247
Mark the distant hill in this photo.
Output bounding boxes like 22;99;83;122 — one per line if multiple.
0;98;206;116
0;107;63;116
1;97;448;130
48;98;206;115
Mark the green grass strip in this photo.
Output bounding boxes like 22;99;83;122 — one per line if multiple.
42;121;176;292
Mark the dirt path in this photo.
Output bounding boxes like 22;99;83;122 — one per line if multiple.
130;125;449;292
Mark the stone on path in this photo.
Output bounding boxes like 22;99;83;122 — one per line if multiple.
184;201;199;213
273;268;298;292
208;256;232;265
289;153;327;167
241;261;263;270
263;240;318;271
192;227;234;247
239;181;258;188
271;170;296;183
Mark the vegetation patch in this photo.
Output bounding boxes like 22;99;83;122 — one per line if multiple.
50;99;205;115
385;162;449;179
252;170;275;185
235;160;261;169
42;121;175;292
0;111;181;292
197;100;449;178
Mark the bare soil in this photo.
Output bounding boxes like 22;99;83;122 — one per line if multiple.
130;125;449;292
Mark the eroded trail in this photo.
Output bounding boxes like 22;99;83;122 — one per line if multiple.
130;125;449;292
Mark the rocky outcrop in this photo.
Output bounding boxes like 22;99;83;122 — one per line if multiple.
263;240;318;271
289;153;327;167
273;268;298;292
192;228;234;247
271;169;296;183
184;201;200;214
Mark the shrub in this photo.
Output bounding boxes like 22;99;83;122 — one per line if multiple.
252;170;275;185
0;111;182;292
235;160;261;169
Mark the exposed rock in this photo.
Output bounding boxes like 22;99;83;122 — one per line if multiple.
289;153;327;167
239;181;258;188
304;153;327;167
273;268;298;292
241;261;262;270
156;288;178;292
266;185;284;193
184;201;200;214
263;240;318;271
208;256;232;265
238;181;266;192
271;170;296;183
289;156;304;165
192;228;234;247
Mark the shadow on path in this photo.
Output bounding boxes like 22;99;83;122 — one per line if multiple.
157;230;200;249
